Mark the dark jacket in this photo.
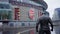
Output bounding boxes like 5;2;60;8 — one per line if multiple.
36;15;53;32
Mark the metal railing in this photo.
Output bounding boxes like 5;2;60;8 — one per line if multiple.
0;20;60;34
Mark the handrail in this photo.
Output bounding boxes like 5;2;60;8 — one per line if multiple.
0;20;37;22
0;19;60;22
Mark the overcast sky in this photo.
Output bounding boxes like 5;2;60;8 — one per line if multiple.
44;0;60;18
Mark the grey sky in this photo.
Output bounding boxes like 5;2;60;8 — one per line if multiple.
44;0;60;18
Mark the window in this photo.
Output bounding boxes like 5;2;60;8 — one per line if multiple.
0;10;12;20
0;4;10;9
16;0;22;2
58;11;60;18
0;0;8;2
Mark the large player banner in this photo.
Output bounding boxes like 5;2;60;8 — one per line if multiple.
14;8;20;20
29;8;35;20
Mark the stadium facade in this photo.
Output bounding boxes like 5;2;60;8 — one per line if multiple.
0;0;48;21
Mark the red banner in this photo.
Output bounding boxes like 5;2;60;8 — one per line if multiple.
29;8;34;20
14;8;20;20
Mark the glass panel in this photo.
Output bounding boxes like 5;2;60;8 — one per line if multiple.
0;10;12;20
0;4;10;9
58;11;60;18
8;11;12;20
0;0;8;2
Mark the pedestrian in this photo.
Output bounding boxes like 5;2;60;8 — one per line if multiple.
36;12;53;34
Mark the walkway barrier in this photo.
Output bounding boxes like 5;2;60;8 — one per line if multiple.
0;20;60;34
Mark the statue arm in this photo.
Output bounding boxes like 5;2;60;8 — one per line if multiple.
49;18;53;31
36;19;40;32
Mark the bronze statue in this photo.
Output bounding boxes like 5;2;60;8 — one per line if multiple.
36;12;53;34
